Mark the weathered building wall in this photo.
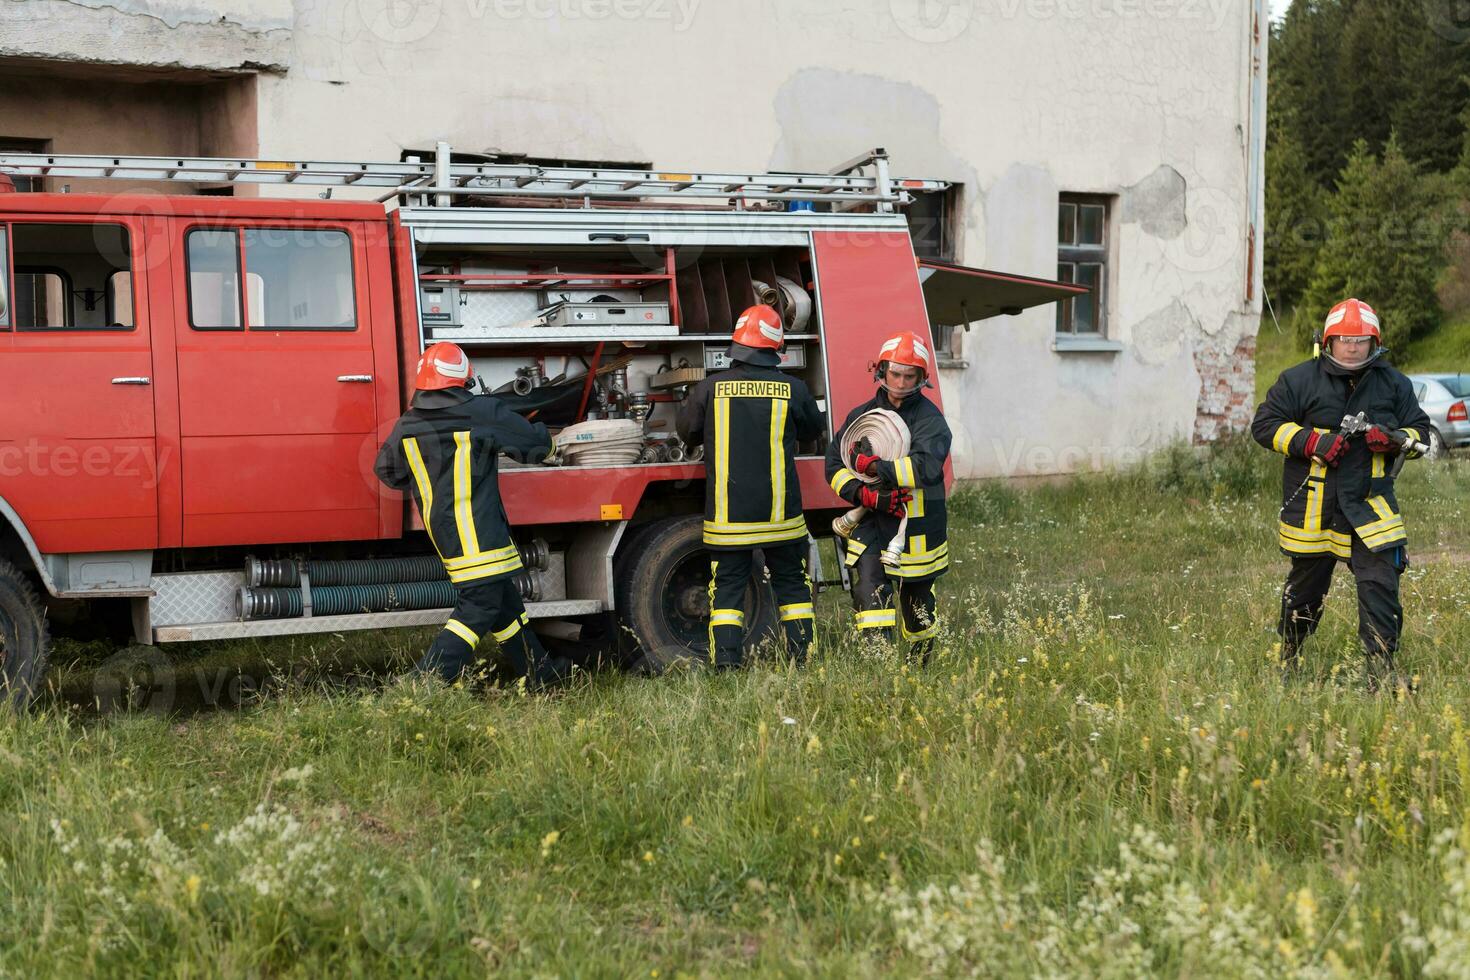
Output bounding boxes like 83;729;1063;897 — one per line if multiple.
0;0;1264;477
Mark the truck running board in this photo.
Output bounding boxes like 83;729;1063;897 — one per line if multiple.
151;600;606;644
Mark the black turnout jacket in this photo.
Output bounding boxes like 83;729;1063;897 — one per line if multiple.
375;387;554;584
1251;354;1430;557
825;389;952;581
676;362;823;550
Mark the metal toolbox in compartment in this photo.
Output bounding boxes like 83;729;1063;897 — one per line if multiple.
542;301;671;327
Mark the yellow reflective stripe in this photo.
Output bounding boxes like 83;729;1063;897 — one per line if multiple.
443;543;520;570
844;538;865;567
703;515;809;546
902;619;940;641
452;431;481;557
831;468;858;494
908;488;925;519
491;617;523;643
714;395;730;524
855;608;897;629
779;602;815;621
1403;427;1421;444
1277;522;1352;558
907;534;927;558
403;437;438;550
707;561;718;657
1366;494;1395;522
769;397;789;523
448;561;524;584
1304;481;1323;532
1356;507;1404;535
1361;523;1407;546
1272;423;1304;454
444;618;479;646
1370;453;1384;478
894;456;918;488
710;609;746;627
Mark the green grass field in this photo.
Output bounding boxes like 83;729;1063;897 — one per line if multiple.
5;440;1470;976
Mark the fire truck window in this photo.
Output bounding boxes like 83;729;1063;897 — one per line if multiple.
186;229;243;330
241;228;356;331
0;227;8;328
10;223;133;331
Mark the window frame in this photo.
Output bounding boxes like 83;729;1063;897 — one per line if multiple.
907;185;967;367
0;225;9;330
1056;193;1113;339
6;221;138;332
184;223;360;333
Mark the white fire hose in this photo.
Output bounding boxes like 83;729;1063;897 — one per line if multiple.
832;408;911;567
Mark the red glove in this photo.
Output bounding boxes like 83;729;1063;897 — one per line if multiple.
859;486;911;516
1303;431;1347;467
854;453;881;476
1365;425;1402;455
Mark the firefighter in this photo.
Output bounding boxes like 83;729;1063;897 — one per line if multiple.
1251;298;1431;691
676;304;824;670
375;341;573;688
825;331;952;663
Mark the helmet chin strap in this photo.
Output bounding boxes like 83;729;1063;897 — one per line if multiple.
874;361;928;400
1322;340;1383;372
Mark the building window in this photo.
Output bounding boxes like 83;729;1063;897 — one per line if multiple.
907;186;966;365
0;138;49;192
1057;194;1110;337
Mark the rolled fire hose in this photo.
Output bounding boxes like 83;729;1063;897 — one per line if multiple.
551;418;645;466
833;408;911;567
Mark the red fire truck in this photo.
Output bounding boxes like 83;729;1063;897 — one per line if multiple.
0;145;1082;702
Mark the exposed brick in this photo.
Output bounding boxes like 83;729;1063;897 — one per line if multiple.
1193;334;1255;444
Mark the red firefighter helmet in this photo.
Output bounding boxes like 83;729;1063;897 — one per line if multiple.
728;304;784;367
1323;298;1381;343
874;331;933;397
415;341;474;391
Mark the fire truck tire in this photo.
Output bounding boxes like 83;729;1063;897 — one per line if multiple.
0;558;50;708
613;515;778;674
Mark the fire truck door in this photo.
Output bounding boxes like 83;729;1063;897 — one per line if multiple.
0;216;159;553
173;222;379;547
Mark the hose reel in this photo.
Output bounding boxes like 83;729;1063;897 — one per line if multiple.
832;408;912;567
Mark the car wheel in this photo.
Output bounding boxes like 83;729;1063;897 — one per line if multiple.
613;515;778;674
0;558;51;708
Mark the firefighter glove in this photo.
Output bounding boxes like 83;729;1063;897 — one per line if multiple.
1303;430;1347;467
1365;425;1404;455
859;486;911;516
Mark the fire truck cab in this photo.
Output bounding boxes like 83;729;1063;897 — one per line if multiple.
0;148;1083;702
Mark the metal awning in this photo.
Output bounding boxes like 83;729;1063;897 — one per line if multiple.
918;259;1089;324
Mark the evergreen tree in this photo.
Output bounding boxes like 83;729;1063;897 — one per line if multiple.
1264;126;1330;307
1296;135;1448;349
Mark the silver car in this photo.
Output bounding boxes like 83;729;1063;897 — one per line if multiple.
1408;373;1470;458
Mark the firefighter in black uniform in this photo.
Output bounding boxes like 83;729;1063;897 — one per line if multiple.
825;331;952;662
375;341;572;688
1251;298;1431;690
676;304;824;669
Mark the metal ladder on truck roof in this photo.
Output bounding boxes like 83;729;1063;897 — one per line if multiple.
0;141;949;212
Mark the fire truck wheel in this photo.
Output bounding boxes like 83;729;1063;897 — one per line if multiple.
614;515;778;674
0;559;51;708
